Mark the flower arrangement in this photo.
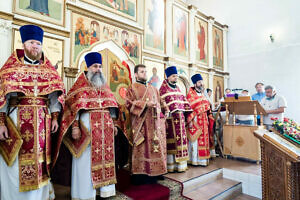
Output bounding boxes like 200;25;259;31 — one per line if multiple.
272;117;300;145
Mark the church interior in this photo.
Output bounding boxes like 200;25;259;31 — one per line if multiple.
0;0;299;200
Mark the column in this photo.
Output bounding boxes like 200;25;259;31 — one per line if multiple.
0;18;12;67
223;25;229;72
188;5;197;63
207;17;215;69
165;0;174;58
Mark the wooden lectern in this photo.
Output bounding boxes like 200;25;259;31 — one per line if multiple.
254;129;300;200
222;97;267;162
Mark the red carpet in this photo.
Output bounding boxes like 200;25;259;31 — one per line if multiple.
116;169;170;200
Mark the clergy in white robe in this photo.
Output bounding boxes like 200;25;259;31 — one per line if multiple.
0;25;65;200
59;52;120;199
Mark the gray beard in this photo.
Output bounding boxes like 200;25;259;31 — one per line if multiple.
87;71;106;88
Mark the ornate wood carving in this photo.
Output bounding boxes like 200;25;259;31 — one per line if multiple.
259;137;300;200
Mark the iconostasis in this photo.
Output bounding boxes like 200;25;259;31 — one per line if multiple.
0;0;229;98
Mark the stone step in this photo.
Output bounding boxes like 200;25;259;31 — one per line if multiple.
183;168;223;194
184;178;242;200
233;194;261;200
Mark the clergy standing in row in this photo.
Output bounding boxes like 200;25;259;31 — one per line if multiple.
0;25;65;200
159;66;192;172
59;52;119;199
186;74;211;166
126;64;167;184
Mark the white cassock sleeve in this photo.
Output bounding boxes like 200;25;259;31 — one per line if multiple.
48;91;62;113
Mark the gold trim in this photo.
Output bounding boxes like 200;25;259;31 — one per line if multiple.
63;122;91;158
80;0;137;22
0;116;23;166
93;178;117;189
13;0;66;27
0;11;14;21
19;178;50;192
161;91;184;99
12;18;69;38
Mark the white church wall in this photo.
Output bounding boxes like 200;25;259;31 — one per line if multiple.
188;0;300;120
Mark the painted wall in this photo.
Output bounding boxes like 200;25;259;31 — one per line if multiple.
188;0;300;120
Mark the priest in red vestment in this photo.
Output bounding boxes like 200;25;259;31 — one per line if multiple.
159;66;192;172
126;64;167;184
58;52;121;199
186;74;212;166
0;25;65;200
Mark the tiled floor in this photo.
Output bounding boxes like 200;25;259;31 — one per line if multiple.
165;157;261;183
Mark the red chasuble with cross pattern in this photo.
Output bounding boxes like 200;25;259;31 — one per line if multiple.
186;87;211;159
159;80;192;163
0;50;65;192
59;72;119;188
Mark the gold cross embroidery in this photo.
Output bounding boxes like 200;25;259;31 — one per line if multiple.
22;110;32;121
40;130;46;139
6;138;13;145
95;148;101;154
95;122;100;128
107;146;112;152
106;121;112;127
174;119;179;124
190;127;196;132
176;135;180;141
23;130;33;142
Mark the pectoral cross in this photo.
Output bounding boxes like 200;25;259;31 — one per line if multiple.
97;99;103;107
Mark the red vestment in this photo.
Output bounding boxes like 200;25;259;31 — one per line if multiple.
126;82;167;176
159;80;192;163
0;49;65;192
186;87;211;159
59;72;119;188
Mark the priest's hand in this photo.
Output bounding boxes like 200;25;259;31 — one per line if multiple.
165;111;170;119
0;125;8;140
51;119;59;133
114;127;118;136
72;128;81;140
147;101;156;108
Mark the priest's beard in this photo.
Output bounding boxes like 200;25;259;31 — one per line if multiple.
24;47;42;61
195;85;203;92
137;77;147;83
87;70;106;88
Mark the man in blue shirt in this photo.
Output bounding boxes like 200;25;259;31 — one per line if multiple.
251;82;266;125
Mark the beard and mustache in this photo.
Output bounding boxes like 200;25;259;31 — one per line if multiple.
24;47;42;61
86;70;106;88
195;85;204;92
